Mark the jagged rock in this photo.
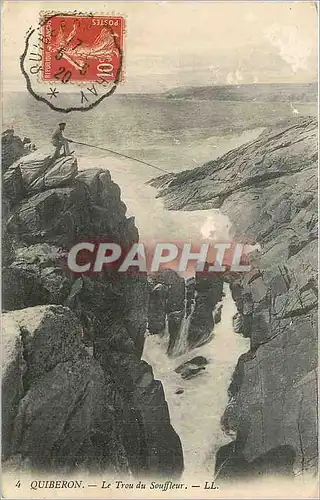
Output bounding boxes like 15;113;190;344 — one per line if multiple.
2;305;130;473
2;229;16;268
161;269;185;314
1;132;28;172
76;168;123;209
152;116;318;476
94;346;184;477
185;276;195;316
151;117;317;213
76;168;128;232
154;270;224;356
2;244;69;311
175;356;208;380
181;366;206;380
132;379;184;477
2;315;26;459
213;302;223;323
223;313;318;471
2;195;12;224
28;155;78;193
186;273;224;349
167;310;184;356
147;269;186;359
147;269;185;339
2;145;182;478
6;306;86;383
11;359;128;473
3;166;24;204
2;266;49;311
175;356;208;373
3;144;73;198
147;281;168;334
97;351;154;392
14;243;66;266
76;168;112;197
14;145;55;185
117;273;148;358
6;185;91;247
98;321;136;355
5;163;138;250
215;442;296;480
164;271;186;352
232;312;244;333
60;271;148;359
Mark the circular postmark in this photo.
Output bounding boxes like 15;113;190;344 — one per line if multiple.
21;12;124;113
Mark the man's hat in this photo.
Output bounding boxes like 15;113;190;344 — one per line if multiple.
58;122;66;126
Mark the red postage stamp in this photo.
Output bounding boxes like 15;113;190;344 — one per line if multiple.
41;15;124;83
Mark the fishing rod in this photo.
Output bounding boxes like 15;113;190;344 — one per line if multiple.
70;139;170;175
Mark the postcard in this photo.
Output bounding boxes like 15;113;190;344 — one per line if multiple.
1;1;318;499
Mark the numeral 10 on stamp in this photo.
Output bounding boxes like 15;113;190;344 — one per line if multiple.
41;15;124;83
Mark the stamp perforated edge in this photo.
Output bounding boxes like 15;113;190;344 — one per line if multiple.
35;9;127;86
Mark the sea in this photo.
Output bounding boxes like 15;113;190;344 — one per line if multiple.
2;89;317;478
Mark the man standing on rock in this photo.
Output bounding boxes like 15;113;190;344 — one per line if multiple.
51;122;73;158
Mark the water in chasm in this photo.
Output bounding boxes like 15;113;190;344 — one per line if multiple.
142;285;250;479
73;131;254;480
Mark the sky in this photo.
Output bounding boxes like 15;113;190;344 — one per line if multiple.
1;1;318;93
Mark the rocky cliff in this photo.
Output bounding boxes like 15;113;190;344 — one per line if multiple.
147;269;224;356
2;145;183;477
150;116;318;478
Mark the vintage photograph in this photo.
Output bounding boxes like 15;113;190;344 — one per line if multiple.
1;1;318;498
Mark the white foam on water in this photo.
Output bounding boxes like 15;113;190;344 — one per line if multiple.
143;286;250;479
76;141;252;479
170;298;195;358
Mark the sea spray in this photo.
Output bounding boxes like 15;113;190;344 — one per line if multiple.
170;288;196;358
142;285;250;478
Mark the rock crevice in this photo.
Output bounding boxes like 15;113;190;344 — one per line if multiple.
151;116;318;478
2;144;183;477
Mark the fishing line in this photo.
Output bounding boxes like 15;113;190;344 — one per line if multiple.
71;140;170;175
